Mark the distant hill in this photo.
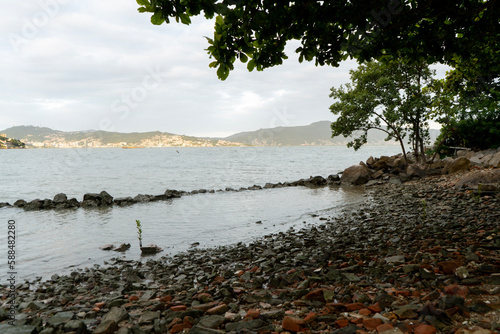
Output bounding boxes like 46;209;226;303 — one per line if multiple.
223;121;439;146
0;126;243;148
1;123;440;148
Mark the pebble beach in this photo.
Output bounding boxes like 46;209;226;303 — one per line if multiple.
0;168;499;334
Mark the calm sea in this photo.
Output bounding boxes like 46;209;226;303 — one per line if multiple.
0;146;401;281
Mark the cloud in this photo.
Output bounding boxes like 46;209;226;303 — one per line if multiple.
0;0;367;136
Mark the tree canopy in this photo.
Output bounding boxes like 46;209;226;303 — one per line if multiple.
330;59;434;163
138;0;499;80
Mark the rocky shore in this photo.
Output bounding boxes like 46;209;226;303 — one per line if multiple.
1;167;498;334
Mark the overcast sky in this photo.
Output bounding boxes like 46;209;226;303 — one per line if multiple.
1;1;447;137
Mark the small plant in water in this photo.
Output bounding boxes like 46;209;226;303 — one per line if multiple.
136;219;143;248
421;199;427;220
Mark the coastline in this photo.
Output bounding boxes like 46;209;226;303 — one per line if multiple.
0;170;498;333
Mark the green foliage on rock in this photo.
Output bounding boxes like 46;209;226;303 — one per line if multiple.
137;0;499;81
329;59;434;163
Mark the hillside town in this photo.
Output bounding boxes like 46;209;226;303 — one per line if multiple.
0;133;25;149
3;132;244;148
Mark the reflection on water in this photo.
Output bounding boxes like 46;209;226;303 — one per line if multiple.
0;186;367;281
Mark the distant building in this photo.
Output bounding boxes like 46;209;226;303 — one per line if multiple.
0;133;7;138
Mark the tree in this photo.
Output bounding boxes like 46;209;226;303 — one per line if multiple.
329;59;434;164
430;65;500;151
137;0;499;80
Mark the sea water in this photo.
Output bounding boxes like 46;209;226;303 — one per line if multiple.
0;146;401;280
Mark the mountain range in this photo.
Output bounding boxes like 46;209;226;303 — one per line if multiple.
1;121;439;148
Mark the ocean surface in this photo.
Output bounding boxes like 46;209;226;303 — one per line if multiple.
0;146;401;281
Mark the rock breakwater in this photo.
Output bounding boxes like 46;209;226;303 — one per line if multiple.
0;171;498;333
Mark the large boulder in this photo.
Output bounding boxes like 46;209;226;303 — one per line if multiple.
444;157;471;174
406;164;426;179
373;156;392;170
341;165;372;185
455;169;500;191
487;150;500;168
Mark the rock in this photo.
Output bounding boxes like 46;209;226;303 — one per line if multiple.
407;164;426;178
0;324;37;334
47;311;74;327
366;156;376;166
14;199;27;207
64;320;89;333
138;311;160;325
134;194;155;203
341;164;372;185
99;244;114;251
24;199;44;211
333;325;358;334
385;255;405;264
445;156;471;174
100;191;113;205
414;324;437;334
102;306;129;323
205;304;229;315
114;197;136;206
190;325;225;334
305;175;327;187
165;189;182;198
198;315;225;329
487;150;500;167
0;202;11;208
327;174;341;182
94;320;119;334
455;169;500;191
389;177;402;185
225;319;265;331
53;193;68;203
140;244;162;254
114;243;131;252
469;301;494;313
455;266;469;279
373;156;392;170
364;318;383;331
66;198;80;208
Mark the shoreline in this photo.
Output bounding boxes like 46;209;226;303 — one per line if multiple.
0;170;498;333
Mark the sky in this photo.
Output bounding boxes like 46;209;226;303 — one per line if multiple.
1;1;448;137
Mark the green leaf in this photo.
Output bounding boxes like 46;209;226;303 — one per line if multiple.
208;61;218;68
138;7;148;13
247;59;256;72
217;64;229;80
240;53;248;63
179;13;191;25
136;0;149;6
151;10;165;25
215;15;224;26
